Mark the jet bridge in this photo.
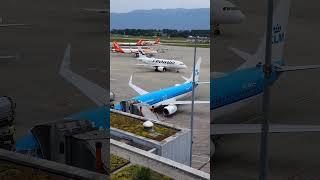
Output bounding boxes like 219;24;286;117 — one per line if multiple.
119;100;159;121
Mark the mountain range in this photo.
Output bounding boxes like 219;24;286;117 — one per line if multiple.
111;8;210;30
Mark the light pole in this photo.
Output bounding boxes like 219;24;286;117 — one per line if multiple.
259;0;273;179
190;36;197;166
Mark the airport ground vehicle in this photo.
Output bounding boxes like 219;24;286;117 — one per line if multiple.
0;96;16;150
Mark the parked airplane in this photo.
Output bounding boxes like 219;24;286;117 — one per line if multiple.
112;41;157;56
115;38;160;46
135;51;187;72
210;0;320;155
140;37;161;46
113;57;209;116
115;39;144;46
213;0;245;35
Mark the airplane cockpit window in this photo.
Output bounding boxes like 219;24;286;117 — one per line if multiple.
222;7;240;11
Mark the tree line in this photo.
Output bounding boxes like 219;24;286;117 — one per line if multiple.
111;29;210;38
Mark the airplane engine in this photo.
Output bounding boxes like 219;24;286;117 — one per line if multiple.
163;104;177;116
110;91;115;102
157;66;166;72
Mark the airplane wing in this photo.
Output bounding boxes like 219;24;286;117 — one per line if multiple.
59;44;108;106
162;100;209;105
229;47;261;70
211;124;320;135
80;8;108;14
128;75;149;95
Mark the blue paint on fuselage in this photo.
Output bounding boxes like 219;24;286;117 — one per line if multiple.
210;65;279;110
66;106;110;129
114;82;194;110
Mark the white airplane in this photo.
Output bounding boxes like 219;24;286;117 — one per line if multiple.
115;39;144;46
135;51;187;72
213;0;246;35
112;41;157;57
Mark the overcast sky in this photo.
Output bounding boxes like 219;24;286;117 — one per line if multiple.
110;0;210;13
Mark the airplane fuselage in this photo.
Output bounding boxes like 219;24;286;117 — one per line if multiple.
139;57;187;70
213;0;245;24
114;82;194;110
211;65;279;119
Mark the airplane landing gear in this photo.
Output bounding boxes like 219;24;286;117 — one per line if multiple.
214;24;221;35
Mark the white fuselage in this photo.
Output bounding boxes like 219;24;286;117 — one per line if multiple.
121;48;157;55
213;0;245;24
138;56;187;70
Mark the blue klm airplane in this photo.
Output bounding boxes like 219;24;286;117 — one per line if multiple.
210;0;320;155
113;57;209;116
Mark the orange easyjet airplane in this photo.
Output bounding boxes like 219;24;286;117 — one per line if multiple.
140;37;161;46
115;39;144;46
112;41;157;57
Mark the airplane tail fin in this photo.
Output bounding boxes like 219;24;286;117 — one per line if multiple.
155;37;160;44
136;39;143;46
185;57;201;83
112;41;125;53
137;49;147;59
231;0;291;69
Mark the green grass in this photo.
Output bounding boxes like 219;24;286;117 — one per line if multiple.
110;154;130;173
110;112;178;141
110;165;172;180
111;34;188;42
162;43;210;48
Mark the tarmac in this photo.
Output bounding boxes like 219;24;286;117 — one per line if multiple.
0;0;106;141
212;0;320;179
110;45;210;173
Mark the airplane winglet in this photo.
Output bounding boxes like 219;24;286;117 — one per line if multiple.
59;43;108;106
129;75;133;84
128;75;148;95
60;43;71;72
181;76;189;81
